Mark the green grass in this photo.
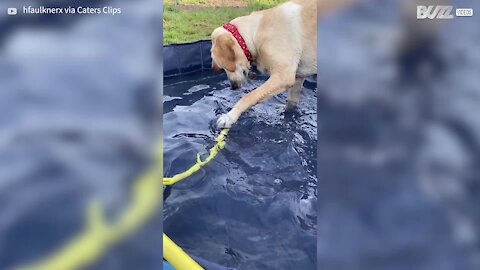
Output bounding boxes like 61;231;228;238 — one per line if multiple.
163;0;287;44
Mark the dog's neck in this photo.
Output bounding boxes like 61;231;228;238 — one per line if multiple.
230;13;262;63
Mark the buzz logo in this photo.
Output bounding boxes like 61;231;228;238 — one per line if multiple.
417;5;454;19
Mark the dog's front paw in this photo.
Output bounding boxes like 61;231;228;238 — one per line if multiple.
284;101;298;112
285;102;298;112
217;114;234;129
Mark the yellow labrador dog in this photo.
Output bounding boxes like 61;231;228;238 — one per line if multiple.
211;0;317;129
211;0;358;128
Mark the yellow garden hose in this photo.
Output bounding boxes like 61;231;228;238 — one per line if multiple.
162;128;229;269
163;128;229;186
163;234;204;270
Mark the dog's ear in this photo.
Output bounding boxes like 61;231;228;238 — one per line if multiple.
212;61;222;73
212;34;236;72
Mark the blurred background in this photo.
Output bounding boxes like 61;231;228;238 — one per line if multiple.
317;0;480;269
0;0;162;269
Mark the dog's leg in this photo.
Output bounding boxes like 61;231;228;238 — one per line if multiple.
286;77;305;111
217;73;295;128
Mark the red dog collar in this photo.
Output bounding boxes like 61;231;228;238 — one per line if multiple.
223;22;253;63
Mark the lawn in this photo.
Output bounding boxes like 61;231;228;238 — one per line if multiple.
163;0;287;44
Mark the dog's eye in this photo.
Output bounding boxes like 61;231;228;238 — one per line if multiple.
243;70;247;77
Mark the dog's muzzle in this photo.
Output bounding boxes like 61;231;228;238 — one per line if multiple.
230;80;240;90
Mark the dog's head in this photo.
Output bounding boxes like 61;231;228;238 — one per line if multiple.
211;27;251;90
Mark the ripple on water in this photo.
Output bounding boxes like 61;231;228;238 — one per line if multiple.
163;71;317;269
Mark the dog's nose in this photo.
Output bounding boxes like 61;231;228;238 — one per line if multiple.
230;81;240;90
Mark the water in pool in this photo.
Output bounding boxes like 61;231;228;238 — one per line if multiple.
163;71;317;269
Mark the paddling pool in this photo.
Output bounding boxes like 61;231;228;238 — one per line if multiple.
163;69;317;269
